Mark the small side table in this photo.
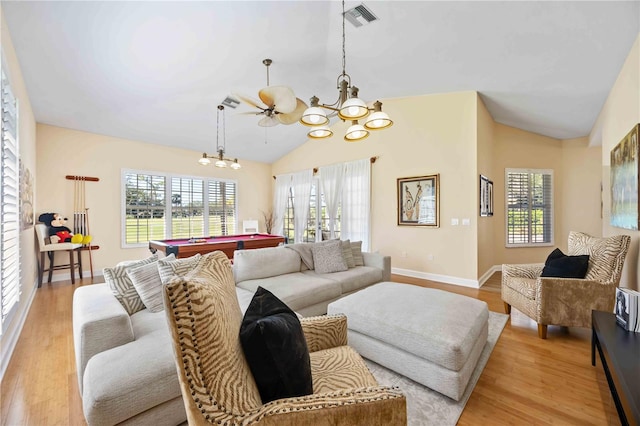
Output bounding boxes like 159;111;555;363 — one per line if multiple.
591;310;640;426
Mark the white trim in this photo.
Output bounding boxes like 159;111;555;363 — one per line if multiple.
0;278;37;381
46;269;104;283
392;267;481;288
478;265;502;287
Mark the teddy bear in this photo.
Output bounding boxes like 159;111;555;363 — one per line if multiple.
38;213;76;243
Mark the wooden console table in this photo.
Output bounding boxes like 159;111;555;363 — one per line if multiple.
591;310;640;426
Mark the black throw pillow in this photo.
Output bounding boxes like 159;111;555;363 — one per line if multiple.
540;248;590;279
239;287;313;403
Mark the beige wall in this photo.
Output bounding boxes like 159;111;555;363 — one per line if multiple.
593;33;640;291
560;137;602;244
1;7;38;376
273;91;481;283
36;124;272;274
476;96;495;278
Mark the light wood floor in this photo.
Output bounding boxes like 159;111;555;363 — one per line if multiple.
1;273;620;426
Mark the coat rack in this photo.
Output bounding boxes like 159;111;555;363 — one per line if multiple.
65;175;100;278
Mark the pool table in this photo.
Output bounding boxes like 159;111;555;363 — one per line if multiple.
148;234;286;259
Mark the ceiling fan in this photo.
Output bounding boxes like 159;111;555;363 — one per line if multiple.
236;59;307;127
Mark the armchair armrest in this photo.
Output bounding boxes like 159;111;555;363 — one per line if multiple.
253;386;407;426
73;284;134;394
300;314;348;352
363;252;391;282
502;263;544;280
537;277;616;327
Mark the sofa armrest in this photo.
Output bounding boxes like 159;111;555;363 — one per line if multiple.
363;252;391;282
502;263;544;280
300;314;348;352
73;284;134;395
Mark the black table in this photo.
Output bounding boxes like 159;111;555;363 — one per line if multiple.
591;310;640;426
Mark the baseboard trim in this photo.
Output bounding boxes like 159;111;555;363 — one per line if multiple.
392;265;502;289
0;278;38;381
47;269;103;283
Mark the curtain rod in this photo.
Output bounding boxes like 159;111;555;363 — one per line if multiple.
272;156;379;180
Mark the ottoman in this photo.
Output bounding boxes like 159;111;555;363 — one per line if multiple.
327;282;489;401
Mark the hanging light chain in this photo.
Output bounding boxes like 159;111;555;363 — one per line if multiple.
341;0;346;77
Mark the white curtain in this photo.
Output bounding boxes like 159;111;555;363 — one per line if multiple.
292;169;313;243
319;163;344;240
272;174;292;236
341;159;371;251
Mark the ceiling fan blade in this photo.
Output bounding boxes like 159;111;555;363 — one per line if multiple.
258;116;279;127
234;93;268;110
276;98;309;125
236;111;264;116
259;86;297;113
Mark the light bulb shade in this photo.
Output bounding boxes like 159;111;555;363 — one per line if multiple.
300;107;329;126
339;97;369;120
344;123;369;142
198;156;211;165
308;125;333;139
230;159;242;170
215;159;228;168
364;111;393;130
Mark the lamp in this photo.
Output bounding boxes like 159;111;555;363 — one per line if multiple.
300;0;393;141
198;105;241;169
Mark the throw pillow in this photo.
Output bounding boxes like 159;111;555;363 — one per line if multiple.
128;254;175;313
239;287;313;403
312;239;348;274
341;239;355;268
284;243;315;270
350;241;364;266
103;254;158;315
540;248;589;279
157;253;202;285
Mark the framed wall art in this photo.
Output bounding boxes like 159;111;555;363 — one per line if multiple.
479;175;493;217
610;123;639;230
397;174;439;227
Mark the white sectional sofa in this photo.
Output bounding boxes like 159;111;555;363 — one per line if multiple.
73;242;390;426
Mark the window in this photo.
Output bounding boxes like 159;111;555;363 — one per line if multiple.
283;180;339;243
1;67;20;333
505;168;553;247
122;170;236;246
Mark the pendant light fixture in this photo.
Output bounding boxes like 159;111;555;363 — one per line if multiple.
198;105;241;170
300;0;393;141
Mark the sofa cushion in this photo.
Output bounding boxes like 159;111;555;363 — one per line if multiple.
236;273;342;312
341;240;356;268
103;254;158;315
128;257;171;313
303;266;383;294
240;287;313;403
234;246;301;282
351;241;364;266
312;240;348;274
540;248;589;279
157;253;201;284
82;322;180;425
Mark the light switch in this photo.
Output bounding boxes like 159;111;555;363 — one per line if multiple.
451;218;459;226
462;218;470;226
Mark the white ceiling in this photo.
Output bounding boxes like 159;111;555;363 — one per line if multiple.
3;1;639;163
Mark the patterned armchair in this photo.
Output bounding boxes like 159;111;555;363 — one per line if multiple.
502;231;630;339
163;251;406;426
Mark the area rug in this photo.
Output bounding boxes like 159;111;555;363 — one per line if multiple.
365;311;509;426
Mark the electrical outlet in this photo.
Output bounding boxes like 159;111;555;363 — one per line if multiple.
426;254;434;261
451;218;459;226
400;251;408;258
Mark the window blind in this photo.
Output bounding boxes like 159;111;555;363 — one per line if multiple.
506;169;553;246
124;173;167;244
171;177;204;239
1;69;20;331
208;180;236;236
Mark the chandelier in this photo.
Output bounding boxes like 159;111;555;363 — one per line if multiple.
299;0;393;141
198;105;241;169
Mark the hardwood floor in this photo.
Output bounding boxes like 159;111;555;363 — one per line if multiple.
1;274;620;425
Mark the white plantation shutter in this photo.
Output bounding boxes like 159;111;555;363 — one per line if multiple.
208;180;236;236
1;68;20;331
505;168;553;247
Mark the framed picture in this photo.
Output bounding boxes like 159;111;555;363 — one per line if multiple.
610;123;640;230
397;174;439;227
480;175;493;217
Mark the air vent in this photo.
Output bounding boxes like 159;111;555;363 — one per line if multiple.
345;3;378;28
221;96;240;109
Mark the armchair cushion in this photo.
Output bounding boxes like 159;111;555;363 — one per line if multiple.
568;231;630;284
310;346;378;394
540;248;589;279
240;287;313;403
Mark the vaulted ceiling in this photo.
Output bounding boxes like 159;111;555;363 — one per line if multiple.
3;1;639;163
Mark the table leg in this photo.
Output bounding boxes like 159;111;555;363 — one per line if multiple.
591;327;596;366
